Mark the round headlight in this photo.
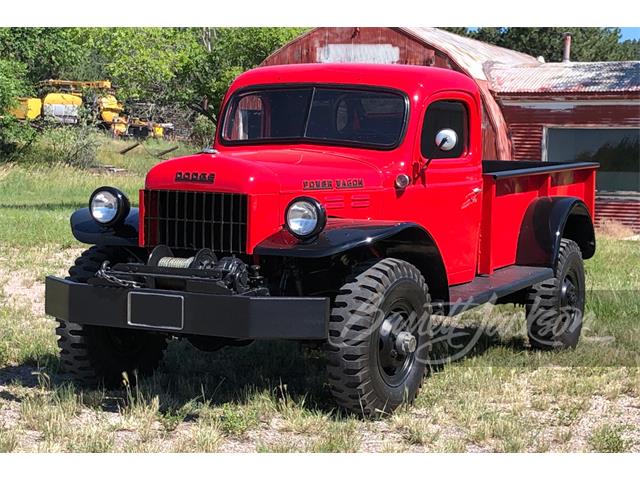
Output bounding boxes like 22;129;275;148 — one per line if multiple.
89;187;129;226
286;197;326;239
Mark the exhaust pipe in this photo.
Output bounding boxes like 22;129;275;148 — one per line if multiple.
562;33;572;63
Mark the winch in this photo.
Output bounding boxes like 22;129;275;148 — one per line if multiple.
93;245;266;295
148;245;217;270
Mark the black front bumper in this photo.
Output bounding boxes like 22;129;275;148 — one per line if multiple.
45;276;329;340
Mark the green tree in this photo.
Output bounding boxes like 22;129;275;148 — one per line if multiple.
75;28;200;102
451;27;639;62
618;39;640;61
0;59;27;112
64;28;306;123
0;28;87;81
175;27;307;122
441;27;470;36
0;58;33;155
0;27;307;142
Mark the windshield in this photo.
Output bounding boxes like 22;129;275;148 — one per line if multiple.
220;86;407;149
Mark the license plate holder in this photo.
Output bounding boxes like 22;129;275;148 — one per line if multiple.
127;291;184;331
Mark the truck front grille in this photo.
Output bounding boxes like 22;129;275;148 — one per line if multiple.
143;190;248;253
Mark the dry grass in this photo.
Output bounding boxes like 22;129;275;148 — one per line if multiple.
596;218;636;240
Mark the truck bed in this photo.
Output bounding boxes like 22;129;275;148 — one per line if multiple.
477;159;598;275
483;160;599;179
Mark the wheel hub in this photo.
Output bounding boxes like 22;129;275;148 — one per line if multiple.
395;331;417;354
377;310;417;386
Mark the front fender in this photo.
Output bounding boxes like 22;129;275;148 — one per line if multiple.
253;219;422;258
516;197;596;269
70;207;139;247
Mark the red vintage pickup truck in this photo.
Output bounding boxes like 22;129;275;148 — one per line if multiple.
46;64;598;416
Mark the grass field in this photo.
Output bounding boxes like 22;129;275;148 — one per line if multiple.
0;139;638;452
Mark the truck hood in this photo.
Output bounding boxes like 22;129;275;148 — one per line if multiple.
144;147;384;194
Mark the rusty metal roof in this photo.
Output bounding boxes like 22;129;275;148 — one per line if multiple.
487;61;640;93
397;27;540;80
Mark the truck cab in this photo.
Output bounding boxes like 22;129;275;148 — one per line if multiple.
46;64;598;416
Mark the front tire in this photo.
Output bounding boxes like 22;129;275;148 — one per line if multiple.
525;239;585;350
326;258;431;417
56;246;168;387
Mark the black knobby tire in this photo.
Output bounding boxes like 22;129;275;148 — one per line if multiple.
326;258;431;417
56;246;168;387
525;239;585;350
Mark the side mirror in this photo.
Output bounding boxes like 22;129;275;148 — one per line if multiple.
435;128;458;152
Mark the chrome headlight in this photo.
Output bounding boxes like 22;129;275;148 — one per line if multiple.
285;197;326;239
89;187;130;226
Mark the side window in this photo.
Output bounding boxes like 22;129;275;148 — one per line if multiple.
421;100;469;159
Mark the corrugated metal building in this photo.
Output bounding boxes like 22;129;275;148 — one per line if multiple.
262;27;640;231
489;61;640;231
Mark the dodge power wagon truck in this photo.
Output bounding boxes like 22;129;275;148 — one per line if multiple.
46;64;598;416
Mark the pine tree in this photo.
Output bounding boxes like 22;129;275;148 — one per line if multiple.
444;27;638;62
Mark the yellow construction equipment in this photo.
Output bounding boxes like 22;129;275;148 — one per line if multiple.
37;79;112;90
11;97;43;120
152;124;164;138
42;92;83;124
9;78;170;139
96;94;125;125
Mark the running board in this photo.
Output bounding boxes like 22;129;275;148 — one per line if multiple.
445;265;554;313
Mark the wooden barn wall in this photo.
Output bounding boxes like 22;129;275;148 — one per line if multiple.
481;106;499;159
262;27;456;68
500;100;640;127
263;27;505;160
595;198;640;232
508;124;545;160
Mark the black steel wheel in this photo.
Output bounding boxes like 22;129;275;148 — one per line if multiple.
56;246;168;387
525;239;585;350
327;258;431;417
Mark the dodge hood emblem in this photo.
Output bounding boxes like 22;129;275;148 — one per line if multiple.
175;172;215;184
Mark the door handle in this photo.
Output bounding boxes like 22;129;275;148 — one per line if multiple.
471;187;482;194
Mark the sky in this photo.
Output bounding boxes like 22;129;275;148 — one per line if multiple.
620;27;640;41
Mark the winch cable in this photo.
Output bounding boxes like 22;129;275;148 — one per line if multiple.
156;256;194;269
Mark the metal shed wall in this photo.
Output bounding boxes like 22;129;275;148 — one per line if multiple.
497;94;640;231
498;94;640;160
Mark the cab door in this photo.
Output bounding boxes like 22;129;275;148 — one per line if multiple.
414;91;483;285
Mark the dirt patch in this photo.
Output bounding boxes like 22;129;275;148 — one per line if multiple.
1;271;46;316
87;165;129;175
0;247;82;316
566;395;640;452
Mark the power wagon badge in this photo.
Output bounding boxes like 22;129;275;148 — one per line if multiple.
175;172;215;184
303;178;364;190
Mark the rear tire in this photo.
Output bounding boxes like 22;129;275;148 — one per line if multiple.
56;246;168;387
326;258;431;417
525;239;585;350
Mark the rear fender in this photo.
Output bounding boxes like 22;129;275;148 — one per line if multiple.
516;197;596;269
